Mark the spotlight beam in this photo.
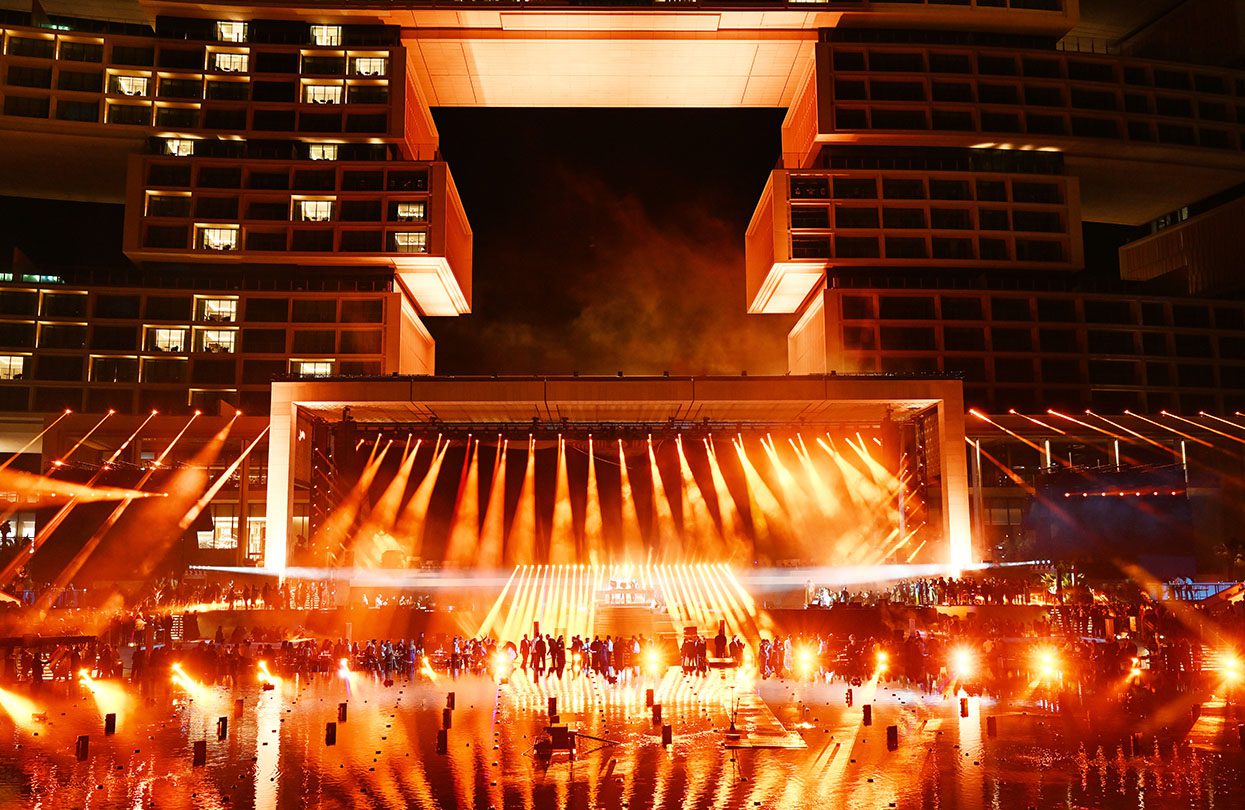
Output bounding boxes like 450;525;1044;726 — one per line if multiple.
1163;411;1245;446
1087;411;1183;457
1007;410;1068;436
1046;409;1129;442
50;410;115;469
0;409;70;472
0;414;154;589
34;413;199;613
177;426;269;533
1125;411;1212;448
1199;411;1245;434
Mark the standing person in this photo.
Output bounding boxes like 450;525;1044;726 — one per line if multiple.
520;634;531;670
532;634;546;676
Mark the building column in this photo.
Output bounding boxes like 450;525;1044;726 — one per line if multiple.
936;390;973;571
264;383;297;576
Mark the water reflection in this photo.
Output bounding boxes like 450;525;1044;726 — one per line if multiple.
0;670;1240;809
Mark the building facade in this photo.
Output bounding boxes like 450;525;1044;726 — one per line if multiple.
0;10;471;417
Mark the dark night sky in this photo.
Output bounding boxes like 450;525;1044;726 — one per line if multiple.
0;108;795;376
426;108;791;376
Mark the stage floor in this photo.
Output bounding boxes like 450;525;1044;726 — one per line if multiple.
0;670;1242;809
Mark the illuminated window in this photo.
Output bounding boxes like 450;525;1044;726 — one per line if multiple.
291;359;333;376
352;57;388;77
395;202;425;221
304;84;342;104
196;297;237;322
213;52;249;73
146;327;187;353
196;226;238;251
309;143;338;161
0;355;26;380
298;199;334;222
110;74;149;96
311;25;342;47
165;139;195;156
216;21;248;43
195;328;237;353
199;502;238;549
392;232;427;253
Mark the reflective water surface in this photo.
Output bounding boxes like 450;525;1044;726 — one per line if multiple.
0;669;1241;809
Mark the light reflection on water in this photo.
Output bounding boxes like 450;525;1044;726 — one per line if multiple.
0;671;1240;809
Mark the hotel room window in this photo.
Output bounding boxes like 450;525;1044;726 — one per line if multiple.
392;232;427;253
352;57;388;77
291;359;333;376
195;328;237;353
196;226;239;251
146;327;187;353
304;84;342;104
216;21;248;43
311;25;342;47
109;74;148;96
165;139;195;157
0;355;25;380
213;52;249;73
309;143;338;161
298;199;334;222
196;297;238;323
395;202;425;221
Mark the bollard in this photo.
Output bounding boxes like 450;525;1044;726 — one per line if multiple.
645;688;654;708
337;702;348;723
234;698;244;717
192;740;207;766
960;697;969;718
886;725;898;751
104;713;116;736
443;707;453;730
75;735;89;761
652;703;662;725
845;688;853;706
216;716;228;740
436;728;448;754
325;722;336;746
661;724;672;747
548;696;557;717
986;716;997;738
446;692;455;711
862;704;872;726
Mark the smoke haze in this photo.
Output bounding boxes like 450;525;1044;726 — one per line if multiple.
428;108;793;376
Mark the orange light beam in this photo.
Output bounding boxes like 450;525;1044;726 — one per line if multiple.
1007;409;1068;436
177;423;268;532
0;413;156;589
34;412;200;612
1088;411;1186;456
1124;410;1211;449
51;410;115;469
0;409;71;472
1200;412;1245;434
969;409;1049;457
1046;409;1129;441
1147;411;1215;448
1160;411;1245;446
